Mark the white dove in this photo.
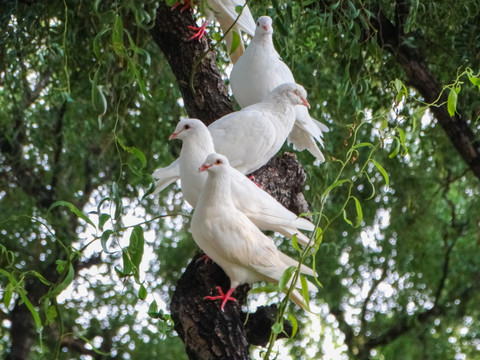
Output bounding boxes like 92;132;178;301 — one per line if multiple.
168;117;314;245
191;153;317;310
230;15;329;162
152;82;309;192
187;0;256;63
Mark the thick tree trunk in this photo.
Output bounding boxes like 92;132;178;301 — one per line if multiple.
151;3;309;358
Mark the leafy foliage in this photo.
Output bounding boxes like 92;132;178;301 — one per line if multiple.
1;0;479;359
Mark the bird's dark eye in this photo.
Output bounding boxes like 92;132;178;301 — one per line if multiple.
257;21;259;26
184;124;191;130
215;159;222;165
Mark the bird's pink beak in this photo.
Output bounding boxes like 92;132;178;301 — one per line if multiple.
169;132;178;140
263;25;270;31
198;163;212;172
301;98;311;109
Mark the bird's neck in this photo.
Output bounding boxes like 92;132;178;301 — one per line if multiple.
180;136;215;165
252;33;275;51
201;171;233;207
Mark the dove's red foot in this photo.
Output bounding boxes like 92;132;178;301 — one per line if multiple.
196;254;212;264
248;175;262;188
188;22;208;40
205;286;237;311
172;0;193;12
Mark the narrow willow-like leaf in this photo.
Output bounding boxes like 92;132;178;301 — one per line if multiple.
300;275;310;309
287;313;298;338
48;262;75;298
389;137;400;158
447;87;458;116
230;30;241;55
112;14;124;55
20;293;42;329
116;137;147;167
351;196;363;227
291;234;301;252
278;266;296;291
100;230;113;253
99;213;110;231
371;159;390;187
128;226;145;269
3;284;13;308
321;179;350;198
49;201;96;229
343;209;353;226
353;142;374;149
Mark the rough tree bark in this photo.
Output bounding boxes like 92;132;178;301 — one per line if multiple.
151;3;308;358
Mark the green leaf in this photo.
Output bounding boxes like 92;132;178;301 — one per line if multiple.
30;271;52;286
315;227;323;245
49;263;75;298
447;87;458;116
235;5;243;13
112;14;124;55
248;284;279;294
100;230;113;253
121;249;133;275
353;142;373;149
138;284;147;300
371;159;390;187
98;213;110;231
148;300;158;317
271;321;283;334
321;179;350;198
343;209;353;226
49;201;96;229
112;182;122;219
278;266;296;291
291;234;301;252
128;226;144;269
116;137;147;167
229;30;241;55
468;73;480;90
300;275;311;308
3;284;13;308
20;293;42;329
287;313;298;338
351;196;363;227
389;137;401;158
45;305;58;325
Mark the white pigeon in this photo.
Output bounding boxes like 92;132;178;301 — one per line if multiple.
152;82;309;192
189;0;256;63
168;117;314;245
230;15;329;162
191;153;317;310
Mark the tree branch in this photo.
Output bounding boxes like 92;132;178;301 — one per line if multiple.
369;7;480;180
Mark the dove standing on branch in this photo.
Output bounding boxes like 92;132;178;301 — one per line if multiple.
152;82;310;192
165;117;315;245
184;0;256;64
191;153;317;311
230;15;329;162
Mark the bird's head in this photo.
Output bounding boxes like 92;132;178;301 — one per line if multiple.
169;117;206;140
268;83;310;108
198;153;230;173
255;16;273;36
